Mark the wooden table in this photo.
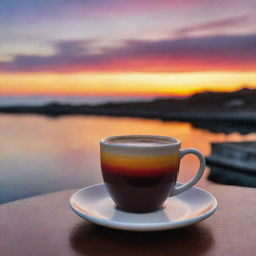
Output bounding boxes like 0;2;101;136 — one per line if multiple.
0;182;255;256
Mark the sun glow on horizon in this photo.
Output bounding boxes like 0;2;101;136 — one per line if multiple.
0;71;256;97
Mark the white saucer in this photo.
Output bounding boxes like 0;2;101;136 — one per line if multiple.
70;183;217;232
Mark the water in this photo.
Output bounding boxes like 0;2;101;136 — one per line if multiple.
0;114;255;204
0;95;157;106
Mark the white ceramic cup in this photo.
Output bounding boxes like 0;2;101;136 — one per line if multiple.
100;135;206;213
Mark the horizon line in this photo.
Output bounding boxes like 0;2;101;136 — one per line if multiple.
0;86;254;98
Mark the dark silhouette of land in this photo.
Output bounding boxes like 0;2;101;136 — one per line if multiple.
1;88;256;134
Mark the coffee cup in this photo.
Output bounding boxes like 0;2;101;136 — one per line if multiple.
100;135;205;213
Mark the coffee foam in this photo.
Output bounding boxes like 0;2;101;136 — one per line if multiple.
105;136;174;147
101;136;180;156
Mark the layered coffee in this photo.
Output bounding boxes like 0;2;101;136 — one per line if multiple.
100;135;206;213
101;135;180;213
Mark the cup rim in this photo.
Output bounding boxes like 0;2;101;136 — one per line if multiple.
100;135;181;149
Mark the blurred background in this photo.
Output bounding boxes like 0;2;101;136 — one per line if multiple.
1;0;256;204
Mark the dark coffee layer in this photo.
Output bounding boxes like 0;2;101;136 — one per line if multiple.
101;164;178;213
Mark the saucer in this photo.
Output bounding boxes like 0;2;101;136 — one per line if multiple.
70;183;217;232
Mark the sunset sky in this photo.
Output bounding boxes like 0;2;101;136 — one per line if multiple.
1;0;256;97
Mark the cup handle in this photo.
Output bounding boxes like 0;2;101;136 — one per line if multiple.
171;148;206;196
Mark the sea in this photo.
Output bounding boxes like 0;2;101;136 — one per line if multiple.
0;95;255;204
0;95;160;106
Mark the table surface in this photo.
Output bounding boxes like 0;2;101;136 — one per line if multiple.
0;181;255;256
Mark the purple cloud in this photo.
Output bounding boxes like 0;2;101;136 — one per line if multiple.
1;34;256;73
54;39;97;56
174;15;250;37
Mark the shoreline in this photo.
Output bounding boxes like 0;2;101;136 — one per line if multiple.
1;88;256;128
0;104;256;123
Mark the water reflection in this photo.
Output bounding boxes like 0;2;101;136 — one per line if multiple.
0;114;255;203
191;120;256;135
